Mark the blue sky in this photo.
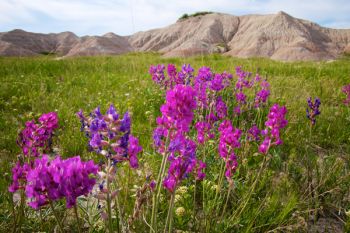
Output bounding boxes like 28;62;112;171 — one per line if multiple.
1;0;349;36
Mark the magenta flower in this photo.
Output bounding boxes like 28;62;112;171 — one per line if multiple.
149;64;165;86
259;104;288;154
8;162;30;193
163;137;200;193
195;121;214;144
247;125;261;141
342;84;350;105
17;112;58;157
128;135;142;168
210;74;224;91
218;120;241;158
25;155;98;209
215;97;227;119
225;153;238;180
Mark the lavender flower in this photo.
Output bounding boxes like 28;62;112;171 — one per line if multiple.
306;97;321;125
149;64;165;86
78;105;142;168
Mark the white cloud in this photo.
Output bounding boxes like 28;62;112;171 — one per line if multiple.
0;0;349;35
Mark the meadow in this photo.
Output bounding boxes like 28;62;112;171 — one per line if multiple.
0;53;350;232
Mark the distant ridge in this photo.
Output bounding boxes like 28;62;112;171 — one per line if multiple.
1;11;350;61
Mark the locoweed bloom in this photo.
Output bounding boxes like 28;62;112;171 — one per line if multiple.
259;104;288;154
306;97;321;125
25;155;98;209
218;120;241;180
17;112;58;157
153;84;197;152
342;84;350;105
77;104;142;168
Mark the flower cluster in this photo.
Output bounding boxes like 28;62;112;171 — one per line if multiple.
218;120;242;180
163;135;205;192
342;84;350;105
17;112;58;157
195;121;214;144
8;162;30;193
153;84;197;152
306;97;321;125
25;155;98;209
77;105;142;168
259;104;288;154
149;64;194;89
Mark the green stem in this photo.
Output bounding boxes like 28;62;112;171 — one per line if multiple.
193;179;197;228
230;156;267;221
74;204;82;233
115;194;125;232
220;184;233;222
49;200;64;233
151;136;171;233
164;192;175;233
106;159;114;233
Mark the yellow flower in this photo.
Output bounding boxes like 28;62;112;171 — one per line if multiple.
174;194;182;203
177;186;188;194
175;207;185;217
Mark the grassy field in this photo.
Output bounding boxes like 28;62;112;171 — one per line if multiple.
0;53;350;232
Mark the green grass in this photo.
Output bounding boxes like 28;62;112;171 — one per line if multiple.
1;53;350;232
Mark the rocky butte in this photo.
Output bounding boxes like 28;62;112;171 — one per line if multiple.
1;11;350;61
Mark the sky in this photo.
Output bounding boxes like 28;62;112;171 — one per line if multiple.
1;0;350;36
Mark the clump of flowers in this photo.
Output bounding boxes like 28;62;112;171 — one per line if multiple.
77;104;142;168
78;104;142;232
149;64;194;89
153;84;197;152
342;84;350;105
259;104;288;154
218;120;242;180
306;97;321;125
17;112;58;157
9;112;59;193
25;155;98;209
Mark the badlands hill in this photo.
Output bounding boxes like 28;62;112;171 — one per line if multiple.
1;12;350;61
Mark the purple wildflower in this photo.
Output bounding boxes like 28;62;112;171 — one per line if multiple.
342;84;350;105
259;104;288;154
215;97;227;119
149;64;165;86
306;97;321;125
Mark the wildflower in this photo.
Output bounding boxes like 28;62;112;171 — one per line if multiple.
178;64;194;85
175;207;186;217
247;125;261;141
342;84;350;105
306;97;321;125
225;153;238;180
195;121;214;144
149;64;165;86
210;74;224;91
259;104;288;154
163;138;198;193
17;112;58;157
25;155;98;209
8;162;30;193
176;186;188;195
77;105;142;168
215;96;227;119
218;120;241;158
